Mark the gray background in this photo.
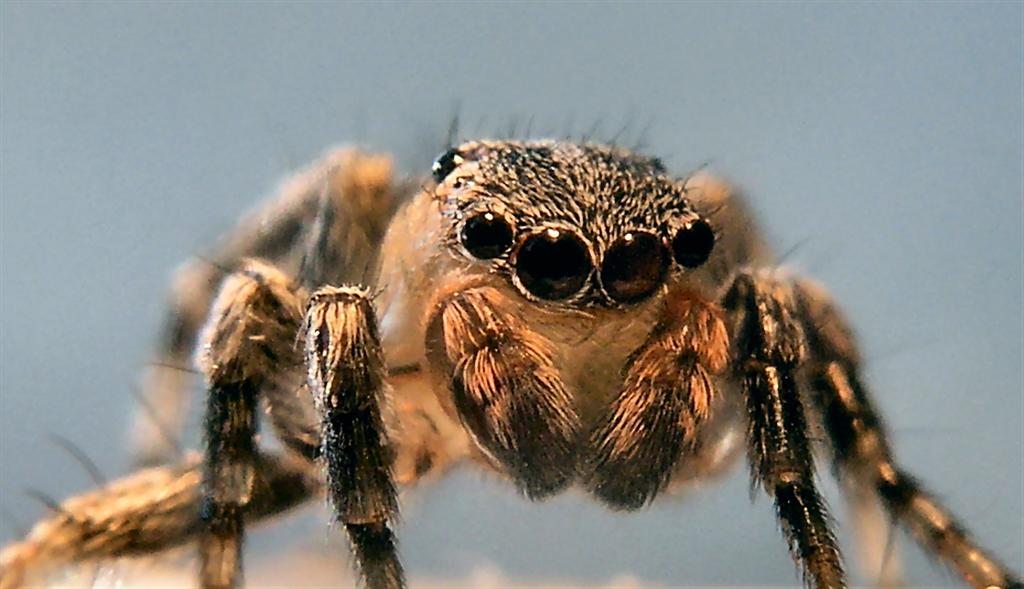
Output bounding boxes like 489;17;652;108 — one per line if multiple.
1;2;1021;587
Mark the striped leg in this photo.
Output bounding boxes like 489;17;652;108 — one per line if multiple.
724;272;846;589
794;279;1023;589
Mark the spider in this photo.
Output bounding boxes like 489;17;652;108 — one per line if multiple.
0;140;1019;589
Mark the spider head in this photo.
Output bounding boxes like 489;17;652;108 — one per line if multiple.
431;140;717;308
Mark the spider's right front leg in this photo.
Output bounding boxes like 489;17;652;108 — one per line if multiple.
303;287;403;589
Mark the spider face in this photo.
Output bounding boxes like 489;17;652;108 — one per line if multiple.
431;141;716;307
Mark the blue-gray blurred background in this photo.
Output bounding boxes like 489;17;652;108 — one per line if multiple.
1;3;1021;587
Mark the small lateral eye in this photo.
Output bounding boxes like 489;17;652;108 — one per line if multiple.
601;232;670;303
671;219;715;268
514;229;592;300
431;148;464;183
460;212;514;259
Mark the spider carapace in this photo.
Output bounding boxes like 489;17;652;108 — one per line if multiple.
0;140;1020;589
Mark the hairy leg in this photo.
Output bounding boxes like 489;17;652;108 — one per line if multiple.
793;279;1022;589
133;149;406;466
724;272;846;589
0;452;317;589
195;260;308;589
304;286;402;589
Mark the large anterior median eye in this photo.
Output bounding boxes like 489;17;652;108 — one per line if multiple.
460;212;514;259
514;228;592;300
600;232;670;303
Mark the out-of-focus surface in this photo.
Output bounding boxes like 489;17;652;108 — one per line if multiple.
1;3;1021;587
46;551;654;589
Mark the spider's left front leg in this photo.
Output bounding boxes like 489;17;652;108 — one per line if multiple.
304;287;403;589
723;272;846;589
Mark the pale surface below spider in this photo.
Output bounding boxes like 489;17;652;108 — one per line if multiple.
0;139;1020;589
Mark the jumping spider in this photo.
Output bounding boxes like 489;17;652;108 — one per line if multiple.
0;140;1019;589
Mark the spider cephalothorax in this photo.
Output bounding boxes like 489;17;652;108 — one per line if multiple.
0;140;1019;589
431;141;716;307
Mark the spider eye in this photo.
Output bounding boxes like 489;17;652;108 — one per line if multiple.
431;148;464;183
671;219;715;268
514;229;592;300
460;212;514;259
600;232;670;303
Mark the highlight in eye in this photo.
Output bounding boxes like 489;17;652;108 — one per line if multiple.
460;212;514;259
600;232;670;303
513;228;592;300
671;219;715;268
431;148;464;183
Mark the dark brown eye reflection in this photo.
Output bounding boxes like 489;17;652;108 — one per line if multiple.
600;231;670;303
514;228;592;300
460;212;514;259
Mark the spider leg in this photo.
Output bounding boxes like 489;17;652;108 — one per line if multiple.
723;272;846;589
840;472;906;586
425;286;581;499
195;260;308;589
584;291;730;509
0;452;317;589
133;149;406;466
793;279;1023;589
297;150;407;289
304;287;403;589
